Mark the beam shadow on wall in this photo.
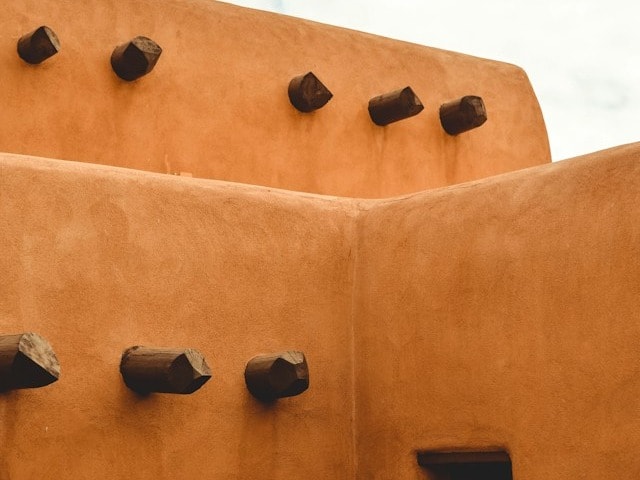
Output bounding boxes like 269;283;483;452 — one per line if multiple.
417;450;512;480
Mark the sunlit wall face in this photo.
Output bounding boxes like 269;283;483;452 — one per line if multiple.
223;0;640;160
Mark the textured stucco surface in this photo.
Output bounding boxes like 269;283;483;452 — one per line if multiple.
1;143;639;478
0;0;549;198
0;153;357;479
355;142;640;479
1;1;637;478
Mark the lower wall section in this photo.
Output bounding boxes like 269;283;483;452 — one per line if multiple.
0;153;357;479
2;143;640;479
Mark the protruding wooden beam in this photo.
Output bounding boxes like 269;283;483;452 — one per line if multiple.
244;351;309;402
110;36;162;81
368;86;424;126
120;346;211;394
17;26;60;64
288;72;333;112
0;333;60;391
439;95;487;135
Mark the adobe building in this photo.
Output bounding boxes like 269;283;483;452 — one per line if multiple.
1;1;638;479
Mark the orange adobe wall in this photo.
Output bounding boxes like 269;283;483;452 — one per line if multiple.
2;1;640;480
1;0;549;198
353;144;640;478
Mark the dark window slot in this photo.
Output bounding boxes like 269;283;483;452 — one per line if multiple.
417;450;512;480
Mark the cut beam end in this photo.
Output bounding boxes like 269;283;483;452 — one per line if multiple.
17;26;60;64
439;95;487;135
120;346;212;394
0;332;60;391
368;86;424;126
111;36;162;81
288;72;333;112
244;351;309;402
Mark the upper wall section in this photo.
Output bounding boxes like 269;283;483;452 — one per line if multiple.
0;0;550;197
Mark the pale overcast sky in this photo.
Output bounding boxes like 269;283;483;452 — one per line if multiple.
223;0;639;160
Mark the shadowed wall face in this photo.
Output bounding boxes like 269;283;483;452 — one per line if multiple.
353;144;640;479
0;153;357;479
1;0;550;198
3;143;639;479
1;145;640;478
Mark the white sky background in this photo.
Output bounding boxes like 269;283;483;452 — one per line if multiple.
222;0;639;160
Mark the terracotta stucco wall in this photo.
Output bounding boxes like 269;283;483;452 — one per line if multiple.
2;1;638;479
2;143;640;479
1;0;549;198
0;153;357;479
354;143;640;479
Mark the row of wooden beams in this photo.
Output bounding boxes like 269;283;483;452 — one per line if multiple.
0;334;308;401
289;72;487;133
17;26;161;81
16;26;486;134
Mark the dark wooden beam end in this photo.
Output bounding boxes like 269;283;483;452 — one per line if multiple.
368;86;424;126
439;95;487;135
244;351;309;402
17;26;60;64
0;332;60;391
110;36;162;81
120;346;212;394
288;72;333;112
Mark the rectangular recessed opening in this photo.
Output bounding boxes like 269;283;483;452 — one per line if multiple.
417;450;512;480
